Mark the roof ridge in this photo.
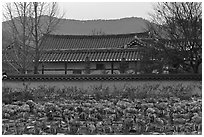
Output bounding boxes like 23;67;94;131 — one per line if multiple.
41;48;139;53
44;32;148;38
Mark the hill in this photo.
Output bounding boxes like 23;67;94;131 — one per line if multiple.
52;17;149;35
2;16;150;48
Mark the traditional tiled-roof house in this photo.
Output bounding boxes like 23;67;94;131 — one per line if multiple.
38;32;150;74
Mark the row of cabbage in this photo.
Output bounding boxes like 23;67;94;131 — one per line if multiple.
2;83;202;135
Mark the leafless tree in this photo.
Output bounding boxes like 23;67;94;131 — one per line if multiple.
146;2;202;73
3;2;64;74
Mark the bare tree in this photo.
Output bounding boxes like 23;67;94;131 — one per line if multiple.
3;2;33;74
146;2;202;73
3;2;64;74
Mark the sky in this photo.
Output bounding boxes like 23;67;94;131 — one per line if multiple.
1;1;154;21
56;0;202;21
2;0;202;21
57;2;154;20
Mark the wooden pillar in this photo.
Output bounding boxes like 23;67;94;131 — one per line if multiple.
120;57;127;74
65;62;67;74
135;61;137;74
111;62;114;74
85;56;90;74
42;64;44;74
135;61;141;74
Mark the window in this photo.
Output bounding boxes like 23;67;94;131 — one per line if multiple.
96;64;105;70
73;70;82;74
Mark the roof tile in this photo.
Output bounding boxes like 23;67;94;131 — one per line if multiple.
40;33;147;50
40;49;141;62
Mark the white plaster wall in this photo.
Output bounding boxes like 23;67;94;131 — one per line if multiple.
129;62;136;69
40;62;117;74
40;62;124;74
42;62;65;69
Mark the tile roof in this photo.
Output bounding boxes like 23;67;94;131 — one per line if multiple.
40;32;148;50
39;49;141;62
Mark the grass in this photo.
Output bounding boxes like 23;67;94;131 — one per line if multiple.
2;83;201;104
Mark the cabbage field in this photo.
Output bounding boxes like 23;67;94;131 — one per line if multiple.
2;84;202;135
